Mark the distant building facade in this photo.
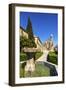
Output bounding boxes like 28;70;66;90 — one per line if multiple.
34;36;43;51
43;34;54;51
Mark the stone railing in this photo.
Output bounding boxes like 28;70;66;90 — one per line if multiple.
22;48;41;52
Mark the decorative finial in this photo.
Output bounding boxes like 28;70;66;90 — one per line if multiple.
50;34;53;38
50;34;53;41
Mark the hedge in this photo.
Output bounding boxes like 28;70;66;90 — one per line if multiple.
47;52;58;65
20;52;43;61
20;53;27;61
35;52;43;60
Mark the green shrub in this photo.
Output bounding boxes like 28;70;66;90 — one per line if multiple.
20;53;27;61
47;52;58;65
35;52;43;60
20;36;37;49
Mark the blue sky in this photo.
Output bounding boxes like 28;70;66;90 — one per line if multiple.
20;12;58;45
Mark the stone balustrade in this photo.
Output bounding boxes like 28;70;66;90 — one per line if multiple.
22;48;41;52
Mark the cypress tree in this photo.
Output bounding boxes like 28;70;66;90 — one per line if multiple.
26;17;34;40
26;17;36;48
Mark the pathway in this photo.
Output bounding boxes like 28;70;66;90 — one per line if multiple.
36;50;49;62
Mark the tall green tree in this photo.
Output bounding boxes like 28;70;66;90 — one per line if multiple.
26;17;34;40
26;17;36;47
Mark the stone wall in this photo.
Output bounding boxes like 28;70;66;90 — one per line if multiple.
20;28;28;38
34;37;43;51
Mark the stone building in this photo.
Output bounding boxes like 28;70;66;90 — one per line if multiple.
20;27;28;38
34;36;43;52
20;26;43;51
